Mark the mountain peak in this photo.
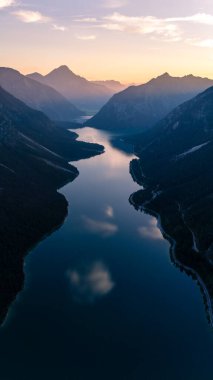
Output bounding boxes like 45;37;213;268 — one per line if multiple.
87;72;213;132
184;74;194;78
57;65;70;72
54;65;75;75
147;72;172;86
0;66;83;120
158;72;171;79
47;65;77;79
0;67;21;75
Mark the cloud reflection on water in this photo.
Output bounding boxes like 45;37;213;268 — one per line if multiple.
105;205;114;218
82;215;118;237
74;128;135;179
138;218;163;240
67;262;115;303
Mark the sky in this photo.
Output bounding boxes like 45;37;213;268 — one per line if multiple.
1;0;213;83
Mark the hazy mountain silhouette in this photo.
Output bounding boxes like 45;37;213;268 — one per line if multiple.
129;86;213;325
91;80;127;92
27;65;125;112
0;67;84;122
87;73;213;132
0;86;104;325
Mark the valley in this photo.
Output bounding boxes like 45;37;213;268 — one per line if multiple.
1;128;213;380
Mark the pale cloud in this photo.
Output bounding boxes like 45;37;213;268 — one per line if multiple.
102;13;181;39
67;262;115;303
13;8;67;32
77;34;97;40
13;10;51;23
187;38;213;48
102;0;128;9
103;13;213;35
75;17;97;23
138;218;163;240
100;22;124;31
82;215;118;237
168;13;213;26
52;24;67;32
0;0;14;8
77;11;213;45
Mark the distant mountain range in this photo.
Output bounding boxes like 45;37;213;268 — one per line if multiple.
129;86;213;324
87;73;213;132
0;67;84;122
91;80;127;93
27;66;126;112
0;85;104;324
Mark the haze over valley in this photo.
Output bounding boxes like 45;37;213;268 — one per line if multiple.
27;65;127;113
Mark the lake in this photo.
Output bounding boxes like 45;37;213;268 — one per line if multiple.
0;128;213;380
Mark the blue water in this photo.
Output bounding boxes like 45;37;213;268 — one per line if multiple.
0;128;213;380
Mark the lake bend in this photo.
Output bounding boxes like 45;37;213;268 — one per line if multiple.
0;128;213;380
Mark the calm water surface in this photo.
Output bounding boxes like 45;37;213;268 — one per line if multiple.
0;128;213;380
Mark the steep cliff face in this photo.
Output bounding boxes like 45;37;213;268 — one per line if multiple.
0;67;84;122
28;66;118;112
87;73;213;132
129;86;213;325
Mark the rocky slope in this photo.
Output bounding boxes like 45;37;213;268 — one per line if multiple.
87;73;213;132
28;66;121;112
129;86;213;325
0;67;83;122
0;86;104;325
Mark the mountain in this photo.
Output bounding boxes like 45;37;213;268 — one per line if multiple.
27;66;121;112
91;80;127;93
0;67;84;122
0;86;104;325
28;72;44;82
129;86;213;324
87;73;213;132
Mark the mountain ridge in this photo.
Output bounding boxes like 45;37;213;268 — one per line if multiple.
27;65;126;112
87;73;213;132
129;86;213;324
0;85;104;325
0;67;84;122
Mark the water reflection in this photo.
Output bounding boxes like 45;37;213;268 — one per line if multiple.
66;262;115;303
73;128;134;179
129;158;213;327
82;215;118;237
105;205;114;219
138;218;163;240
1;128;213;380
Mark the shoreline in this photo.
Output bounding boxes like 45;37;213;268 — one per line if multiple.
0;139;104;329
129;191;213;328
